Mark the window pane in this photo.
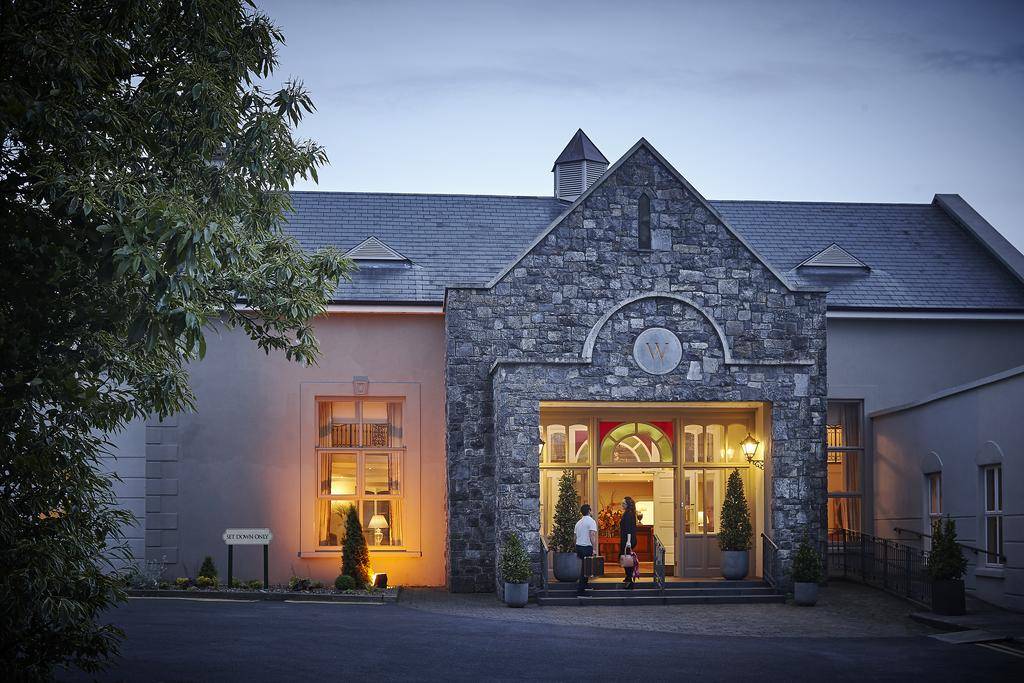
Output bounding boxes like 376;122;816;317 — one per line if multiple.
545;425;567;463
362;500;401;547
827;497;861;533
986;517;1000;562
703;469;723;534
929;474;941;516
704;425;725;463
317;500;353;546
985;468;996;511
364;453;401;496
320;453;357;496
321;400;357;447
684;425;701;463
996;467;1002;511
826;402;861;448
683;470;700;533
362;401;402;448
569;424;590;464
725;424;747;464
827;451;860;494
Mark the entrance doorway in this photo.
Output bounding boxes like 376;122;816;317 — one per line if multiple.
539;403;763;578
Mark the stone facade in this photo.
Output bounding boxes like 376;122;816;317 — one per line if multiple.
444;143;828;592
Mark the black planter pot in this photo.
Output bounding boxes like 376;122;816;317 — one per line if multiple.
930;578;965;616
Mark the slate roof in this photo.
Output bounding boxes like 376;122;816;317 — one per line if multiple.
281;192;1024;310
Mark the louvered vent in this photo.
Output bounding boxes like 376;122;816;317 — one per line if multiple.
343;236;409;262
585;160;607;188
798;243;868;269
555;161;585;200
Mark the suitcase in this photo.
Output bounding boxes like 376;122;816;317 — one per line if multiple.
582;555;605;577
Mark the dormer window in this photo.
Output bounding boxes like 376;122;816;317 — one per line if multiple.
798;243;868;270
638;194;651;250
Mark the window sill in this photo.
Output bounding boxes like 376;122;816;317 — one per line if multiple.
298;549;422;559
975;566;1005;579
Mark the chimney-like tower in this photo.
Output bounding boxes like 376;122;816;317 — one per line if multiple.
552;129;609;201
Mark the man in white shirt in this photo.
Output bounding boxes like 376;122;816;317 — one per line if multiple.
573;504;599;596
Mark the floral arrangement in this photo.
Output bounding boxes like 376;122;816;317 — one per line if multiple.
597;500;623;536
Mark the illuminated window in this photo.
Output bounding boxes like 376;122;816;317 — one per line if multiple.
982;465;1003;565
539;422;590;538
827;400;863;535
316;399;403;547
600;422;673;464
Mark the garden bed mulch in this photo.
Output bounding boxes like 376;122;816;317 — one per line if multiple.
128;587;400;603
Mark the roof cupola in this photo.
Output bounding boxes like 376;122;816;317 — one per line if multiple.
552;129;609;201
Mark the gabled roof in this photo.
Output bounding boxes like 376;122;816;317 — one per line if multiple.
344;236;409;262
551;129;609;170
279;184;1024;311
798;243;869;269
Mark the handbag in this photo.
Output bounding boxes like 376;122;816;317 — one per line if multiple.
619;535;635;568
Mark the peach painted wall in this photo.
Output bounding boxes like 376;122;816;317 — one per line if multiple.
169;312;447;587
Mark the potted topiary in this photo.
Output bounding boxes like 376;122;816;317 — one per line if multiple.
501;532;532;607
792;535;823;606
550;470;582;581
719;469;752;579
927;516;967;615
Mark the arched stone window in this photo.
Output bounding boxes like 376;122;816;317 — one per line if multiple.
638;194;651;250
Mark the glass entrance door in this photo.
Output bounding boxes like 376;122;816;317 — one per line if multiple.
682;468;725;576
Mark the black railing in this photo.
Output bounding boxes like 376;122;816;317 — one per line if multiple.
893;526;1006;565
761;533;779;589
652;533;666;592
828;529;930;605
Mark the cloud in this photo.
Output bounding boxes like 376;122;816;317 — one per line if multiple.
922;44;1024;74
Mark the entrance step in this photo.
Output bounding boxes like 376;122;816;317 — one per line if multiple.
537;581;784;606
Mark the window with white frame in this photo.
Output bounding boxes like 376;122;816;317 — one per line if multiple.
316;399;403;548
982;465;1003;565
927;472;942;522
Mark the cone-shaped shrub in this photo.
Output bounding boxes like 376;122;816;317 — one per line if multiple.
928;516;967;581
550;471;580;553
501;532;532;584
718;469;752;551
341;505;370;587
792;535;823;583
198;556;217;580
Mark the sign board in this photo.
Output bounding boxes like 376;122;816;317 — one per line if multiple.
633;327;682;375
222;528;273;545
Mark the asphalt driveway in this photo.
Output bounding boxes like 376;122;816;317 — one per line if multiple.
60;597;1021;682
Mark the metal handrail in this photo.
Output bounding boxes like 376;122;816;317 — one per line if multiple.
893;526;1006;564
828;528;930;606
539;534;550;595
761;533;779;588
652;533;666;593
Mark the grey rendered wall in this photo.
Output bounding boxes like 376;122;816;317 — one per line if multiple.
826;317;1024;534
116;313;447;586
102;420;147;567
872;370;1024;611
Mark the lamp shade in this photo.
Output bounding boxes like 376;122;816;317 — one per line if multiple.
740;433;760;457
367;514;389;530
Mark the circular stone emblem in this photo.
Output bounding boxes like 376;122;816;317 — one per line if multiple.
633;327;682;375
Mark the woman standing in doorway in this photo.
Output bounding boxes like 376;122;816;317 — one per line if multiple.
619;496;638;588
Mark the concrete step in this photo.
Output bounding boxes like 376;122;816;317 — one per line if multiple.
554;586;779;598
537;593;786;607
544;579;766;592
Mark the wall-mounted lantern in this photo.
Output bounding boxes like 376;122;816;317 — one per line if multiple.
741;433;763;470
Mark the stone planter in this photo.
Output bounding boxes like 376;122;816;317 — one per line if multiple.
721;550;749;580
793;581;819;606
503;581;529;607
552;552;581;582
930;579;965;616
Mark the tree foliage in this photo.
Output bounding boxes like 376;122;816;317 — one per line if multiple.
718;469;752;551
550;470;580;553
927;516;968;581
341;505;370;587
0;1;350;676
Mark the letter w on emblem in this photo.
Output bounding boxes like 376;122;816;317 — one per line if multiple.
645;341;669;369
